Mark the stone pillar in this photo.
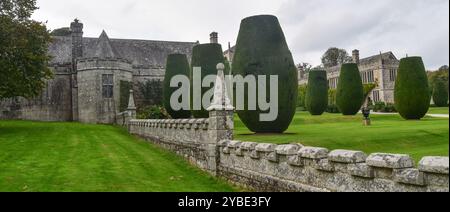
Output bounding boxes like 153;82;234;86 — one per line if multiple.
207;63;234;175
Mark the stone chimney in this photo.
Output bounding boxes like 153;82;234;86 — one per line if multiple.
210;32;218;44
352;49;360;64
71;19;84;61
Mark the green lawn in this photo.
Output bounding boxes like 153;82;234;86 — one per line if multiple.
0;121;236;192
428;107;449;114
235;112;449;162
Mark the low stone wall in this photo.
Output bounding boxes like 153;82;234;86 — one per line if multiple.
129;113;449;192
129;110;233;174
217;141;449;192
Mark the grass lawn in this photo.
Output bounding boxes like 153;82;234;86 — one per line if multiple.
428;107;449;114
0;121;236;192
234;112;449;162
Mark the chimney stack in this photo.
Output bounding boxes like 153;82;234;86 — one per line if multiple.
352;49;360;64
210;32;218;44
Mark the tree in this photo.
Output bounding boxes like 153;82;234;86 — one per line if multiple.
321;47;352;68
432;79;448;107
0;0;52;99
190;43;225;118
233;15;298;133
163;54;192;119
336;63;364;115
305;70;328;115
297;62;313;72
50;27;71;36
395;57;431;120
439;65;449;71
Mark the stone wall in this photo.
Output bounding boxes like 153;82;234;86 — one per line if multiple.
128;110;449;192
0;64;73;121
76;58;133;124
217;141;448;192
129;110;233;174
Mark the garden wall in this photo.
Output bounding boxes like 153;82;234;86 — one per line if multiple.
128;109;449;192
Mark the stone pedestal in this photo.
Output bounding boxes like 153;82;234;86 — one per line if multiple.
363;119;371;126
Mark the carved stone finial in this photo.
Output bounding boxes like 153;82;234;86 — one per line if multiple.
207;63;234;111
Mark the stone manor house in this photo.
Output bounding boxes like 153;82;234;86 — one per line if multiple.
0;19;196;124
298;50;400;103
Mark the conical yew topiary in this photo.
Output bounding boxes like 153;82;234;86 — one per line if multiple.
305;70;328;115
163;54;192;119
233;15;298;133
432;79;448;107
395;57;431;119
190;43;225;118
336;63;364;115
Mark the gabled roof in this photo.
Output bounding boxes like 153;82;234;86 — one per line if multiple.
359;51;398;65
93;30;121;58
48;32;196;68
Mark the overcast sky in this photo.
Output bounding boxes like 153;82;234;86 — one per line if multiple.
32;0;449;70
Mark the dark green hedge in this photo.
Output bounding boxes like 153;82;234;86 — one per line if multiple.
190;43;225;118
119;81;132;112
305;70;328;115
395;57;431;120
336;63;364;115
163;54;192;119
233;15;297;133
432;79;448;107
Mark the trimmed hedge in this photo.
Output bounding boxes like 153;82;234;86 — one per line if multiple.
163;54;192;119
119;81;132;112
233;15;298;133
305;70;328;115
190;43;225;118
336;63;364;115
395;57;431;120
432;79;449;107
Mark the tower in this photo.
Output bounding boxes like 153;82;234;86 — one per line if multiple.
70;19;84;62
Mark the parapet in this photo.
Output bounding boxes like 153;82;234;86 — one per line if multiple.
218;141;449;192
76;57;132;72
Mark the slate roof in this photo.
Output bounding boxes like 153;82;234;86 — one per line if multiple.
48;31;197;68
359;51;398;66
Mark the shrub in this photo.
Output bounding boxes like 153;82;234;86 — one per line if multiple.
395;57;431;120
163;54;192;119
336;63;364;115
119;81;132;112
297;85;307;108
190;43;225;118
305;70;328;115
137;105;170;119
432;79;449;107
233;15;298;133
328;89;337;105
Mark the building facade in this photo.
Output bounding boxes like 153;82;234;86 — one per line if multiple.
0;19;197;124
299;50;400;103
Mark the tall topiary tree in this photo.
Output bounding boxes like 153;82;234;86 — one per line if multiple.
395;57;431;120
163;54;192;119
305;70;328;115
336;63;364;115
190;43;225;118
432;79;448;107
233;15;298;133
